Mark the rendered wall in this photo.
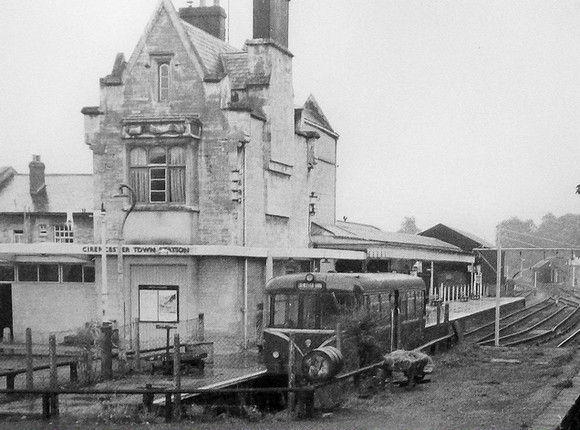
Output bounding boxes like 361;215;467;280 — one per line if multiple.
11;281;97;343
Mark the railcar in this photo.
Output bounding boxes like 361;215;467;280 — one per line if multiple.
263;272;427;381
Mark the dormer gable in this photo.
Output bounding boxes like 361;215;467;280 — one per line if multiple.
110;0;242;86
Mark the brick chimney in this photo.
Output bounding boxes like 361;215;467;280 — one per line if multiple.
29;155;46;195
179;0;226;41
253;0;290;48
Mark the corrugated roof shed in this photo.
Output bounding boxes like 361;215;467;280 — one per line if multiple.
420;223;494;249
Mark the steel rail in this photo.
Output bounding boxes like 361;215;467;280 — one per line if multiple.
558;328;580;348
504;305;580;347
464;298;552;337
480;306;570;346
475;299;556;343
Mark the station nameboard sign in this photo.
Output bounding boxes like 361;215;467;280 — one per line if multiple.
0;243;366;260
81;245;193;255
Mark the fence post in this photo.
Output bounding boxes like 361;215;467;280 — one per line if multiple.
143;383;154;412
70;362;78;383
173;334;181;421
101;323;113;380
82;351;92;385
444;303;450;323
288;332;296;411
26;328;33;390
436;302;441;325
197;313;205;341
134;317;141;372
42;392;51;419
49;334;59;416
165;393;173;423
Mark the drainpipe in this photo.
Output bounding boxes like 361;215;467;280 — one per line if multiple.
241;135;249;349
100;205;108;322
430;261;434;298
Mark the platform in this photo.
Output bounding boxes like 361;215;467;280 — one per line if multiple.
0;349;267;418
426;296;526;327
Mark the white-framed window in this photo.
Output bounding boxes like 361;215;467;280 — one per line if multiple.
12;230;23;243
138;285;179;322
54;225;74;243
129;146;186;204
158;62;170;102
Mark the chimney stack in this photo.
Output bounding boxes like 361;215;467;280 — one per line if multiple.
179;1;226;41
253;0;290;48
29;155;46;195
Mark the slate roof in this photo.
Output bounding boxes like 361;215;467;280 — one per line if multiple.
314;221;462;251
221;52;250;89
0;174;93;214
181;20;242;77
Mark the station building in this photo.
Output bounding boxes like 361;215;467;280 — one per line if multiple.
0;158;95;342
0;0;478;347
79;0;365;348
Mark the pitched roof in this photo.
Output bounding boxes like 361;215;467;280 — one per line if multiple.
420;223;494;249
181;20;242;77
314;221;461;251
302;95;335;133
221;52;250;89
0;174;93;214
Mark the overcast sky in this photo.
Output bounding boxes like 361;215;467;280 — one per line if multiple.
2;0;580;243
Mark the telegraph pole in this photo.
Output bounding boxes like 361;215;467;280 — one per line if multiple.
494;228;502;347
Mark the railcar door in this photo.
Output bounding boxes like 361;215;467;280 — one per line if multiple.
390;290;400;351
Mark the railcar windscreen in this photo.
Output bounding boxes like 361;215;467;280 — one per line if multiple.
272;294;299;328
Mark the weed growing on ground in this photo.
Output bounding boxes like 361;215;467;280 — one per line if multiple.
437;342;484;368
552;348;575;367
554;378;573;389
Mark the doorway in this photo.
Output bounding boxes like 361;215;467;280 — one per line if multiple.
0;284;13;342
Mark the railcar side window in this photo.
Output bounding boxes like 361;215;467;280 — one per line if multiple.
383;294;391;318
408;291;415;319
400;293;408;320
370;294;381;315
320;292;355;328
272;294;299;328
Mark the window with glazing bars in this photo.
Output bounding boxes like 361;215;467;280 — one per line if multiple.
54;224;74;243
129;146;186;203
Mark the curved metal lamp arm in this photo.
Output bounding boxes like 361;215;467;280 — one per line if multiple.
117;183;136;238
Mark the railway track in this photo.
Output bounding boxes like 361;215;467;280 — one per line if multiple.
556;328;580;348
465;297;580;347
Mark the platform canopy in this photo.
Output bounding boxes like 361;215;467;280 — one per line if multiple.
311;221;475;264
